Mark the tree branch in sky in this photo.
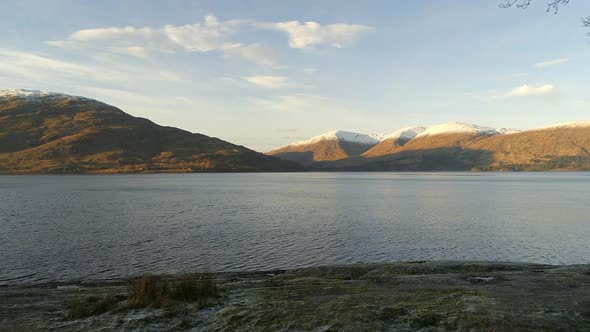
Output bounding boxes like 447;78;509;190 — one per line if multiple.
499;0;570;14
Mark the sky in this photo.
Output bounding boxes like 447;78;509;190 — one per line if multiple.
1;0;590;151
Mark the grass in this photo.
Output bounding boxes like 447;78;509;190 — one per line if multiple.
66;293;121;320
128;274;167;308
169;273;219;302
65;273;219;320
127;273;219;308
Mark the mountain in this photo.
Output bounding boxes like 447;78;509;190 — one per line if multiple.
266;130;383;166
271;122;590;171
362;126;426;157
0;89;302;174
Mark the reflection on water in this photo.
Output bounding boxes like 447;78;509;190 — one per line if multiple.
1;172;589;285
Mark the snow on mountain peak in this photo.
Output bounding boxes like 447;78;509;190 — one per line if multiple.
495;128;521;135
382;126;426;141
0;89;96;103
290;130;383;146
1;89;60;98
415;122;502;138
537;121;590;130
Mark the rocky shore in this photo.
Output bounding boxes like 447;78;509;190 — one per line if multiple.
2;261;590;331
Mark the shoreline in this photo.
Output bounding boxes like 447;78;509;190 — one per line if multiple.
2;261;590;331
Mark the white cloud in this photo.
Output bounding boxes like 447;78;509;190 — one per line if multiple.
303;68;318;75
47;15;373;64
259;21;372;49
69;26;154;42
505;84;557;97
47;15;257;62
250;94;329;112
163;16;242;52
108;46;153;59
469;84;560;102
244;75;289;89
0;49;185;87
534;58;569;68
223;44;277;65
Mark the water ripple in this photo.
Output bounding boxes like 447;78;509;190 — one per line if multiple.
1;173;590;285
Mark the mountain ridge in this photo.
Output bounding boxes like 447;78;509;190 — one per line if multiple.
0;89;302;174
269;121;590;171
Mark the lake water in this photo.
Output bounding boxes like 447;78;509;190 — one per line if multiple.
1;173;589;286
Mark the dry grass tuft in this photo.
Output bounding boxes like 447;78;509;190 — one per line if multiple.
127;273;219;308
128;274;168;308
169;273;218;302
66;293;121;320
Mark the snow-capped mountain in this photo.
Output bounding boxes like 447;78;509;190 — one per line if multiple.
414;122;516;138
270;121;590;171
288;130;384;147
270;122;520;164
535;121;590;130
268;130;387;166
381;126;427;142
0;89;98;103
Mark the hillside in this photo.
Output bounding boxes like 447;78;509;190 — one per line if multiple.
267;130;383;166
271;122;590;171
0;90;302;174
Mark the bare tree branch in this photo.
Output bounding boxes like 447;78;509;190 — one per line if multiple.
499;0;570;14
499;0;531;9
501;1;590;38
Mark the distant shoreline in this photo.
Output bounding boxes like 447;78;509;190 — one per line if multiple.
1;169;590;175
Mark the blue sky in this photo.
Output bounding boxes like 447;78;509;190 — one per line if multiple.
1;0;589;151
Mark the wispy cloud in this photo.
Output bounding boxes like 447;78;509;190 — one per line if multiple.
223;44;277;65
469;83;559;102
257;21;373;49
0;49;185;88
505;84;558;97
47;15;373;64
534;58;569;68
244;75;289;89
249;94;331;112
47;15;253;61
108;46;153;60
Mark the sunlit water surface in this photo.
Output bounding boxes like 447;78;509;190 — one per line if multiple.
1;172;589;285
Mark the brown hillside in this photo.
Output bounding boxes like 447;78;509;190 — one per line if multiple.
268;140;376;166
0;93;302;174
312;127;590;171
